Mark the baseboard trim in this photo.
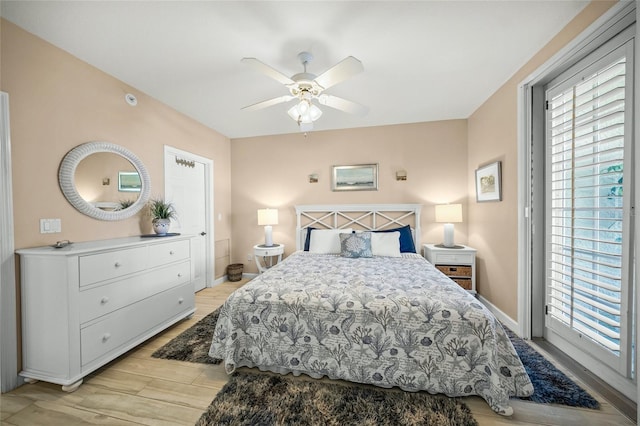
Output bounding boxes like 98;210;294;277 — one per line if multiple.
477;294;519;335
212;276;226;286
209;273;257;287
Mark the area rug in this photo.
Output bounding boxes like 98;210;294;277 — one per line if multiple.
153;307;600;409
503;327;600;408
152;309;223;364
195;370;477;426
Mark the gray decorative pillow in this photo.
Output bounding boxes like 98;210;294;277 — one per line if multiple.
339;232;373;258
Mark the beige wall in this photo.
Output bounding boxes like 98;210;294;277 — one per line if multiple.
467;1;616;319
1;20;232;277
230;120;468;273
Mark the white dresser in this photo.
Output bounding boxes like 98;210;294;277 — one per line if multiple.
16;235;196;391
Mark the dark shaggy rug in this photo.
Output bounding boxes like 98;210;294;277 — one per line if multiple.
195;370;478;426
152;309;223;364
503;327;600;409
153;307;600;409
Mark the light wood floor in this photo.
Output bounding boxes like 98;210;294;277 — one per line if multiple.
0;279;635;426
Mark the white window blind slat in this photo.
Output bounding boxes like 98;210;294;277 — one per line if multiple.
548;269;621;293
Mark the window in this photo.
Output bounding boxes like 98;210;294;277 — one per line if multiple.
545;38;633;376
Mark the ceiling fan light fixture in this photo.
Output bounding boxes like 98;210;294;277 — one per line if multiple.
242;52;365;132
308;104;322;121
287;101;322;124
299;121;314;132
287;104;300;121
299;100;309;115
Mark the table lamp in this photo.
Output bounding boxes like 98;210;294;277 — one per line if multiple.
435;204;463;248
257;208;278;247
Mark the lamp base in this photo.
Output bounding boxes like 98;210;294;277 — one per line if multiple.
435;243;465;249
442;223;456;248
264;225;273;247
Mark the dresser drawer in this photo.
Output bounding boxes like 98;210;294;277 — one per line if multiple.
80;281;195;367
79;247;148;287
148;240;190;269
433;253;474;264
79;260;191;323
436;264;472;277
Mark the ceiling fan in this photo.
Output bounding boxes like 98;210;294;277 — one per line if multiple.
241;52;368;131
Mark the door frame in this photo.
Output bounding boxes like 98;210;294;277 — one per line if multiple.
163;145;214;289
0;92;20;392
517;1;637;400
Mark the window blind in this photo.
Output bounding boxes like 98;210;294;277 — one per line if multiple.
547;57;625;355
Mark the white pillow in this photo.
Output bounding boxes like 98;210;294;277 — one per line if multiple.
371;231;401;257
309;229;353;254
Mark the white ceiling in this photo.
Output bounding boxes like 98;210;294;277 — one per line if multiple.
1;1;589;139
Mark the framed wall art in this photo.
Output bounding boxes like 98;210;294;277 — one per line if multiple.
118;171;142;192
332;164;378;191
475;161;502;202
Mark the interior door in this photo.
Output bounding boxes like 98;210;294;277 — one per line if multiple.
164;147;212;292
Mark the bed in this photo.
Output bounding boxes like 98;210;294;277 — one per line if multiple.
209;204;533;415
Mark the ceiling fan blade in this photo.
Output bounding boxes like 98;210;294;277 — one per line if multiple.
242;95;294;111
318;95;368;116
241;57;294;85
314;56;364;90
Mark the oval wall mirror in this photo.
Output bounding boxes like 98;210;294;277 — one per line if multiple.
59;142;151;221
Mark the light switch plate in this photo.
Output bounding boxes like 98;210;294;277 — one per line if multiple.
40;218;61;234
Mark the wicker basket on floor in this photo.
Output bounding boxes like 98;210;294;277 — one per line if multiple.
227;263;244;282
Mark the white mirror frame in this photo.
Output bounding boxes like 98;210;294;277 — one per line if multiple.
59;141;151;221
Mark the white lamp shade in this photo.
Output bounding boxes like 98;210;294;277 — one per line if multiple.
287;101;323;123
435;204;463;223
257;208;278;226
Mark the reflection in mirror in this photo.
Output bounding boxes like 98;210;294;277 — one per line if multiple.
59;142;151;221
118;172;142;193
75;152;140;211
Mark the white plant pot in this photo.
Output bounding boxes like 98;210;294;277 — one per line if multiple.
152;218;171;235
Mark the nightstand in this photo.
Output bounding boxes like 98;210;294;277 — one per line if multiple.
254;244;284;274
423;243;477;295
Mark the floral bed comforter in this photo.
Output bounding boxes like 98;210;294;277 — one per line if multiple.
209;252;533;415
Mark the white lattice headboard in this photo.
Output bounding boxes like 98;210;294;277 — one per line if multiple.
294;204;422;251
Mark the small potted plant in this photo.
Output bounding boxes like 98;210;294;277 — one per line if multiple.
118;199;135;211
149;198;176;235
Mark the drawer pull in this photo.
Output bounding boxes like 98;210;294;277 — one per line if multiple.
100;297;109;305
114;262;122;268
169;250;175;255
102;333;111;342
177;272;182;277
178;297;184;304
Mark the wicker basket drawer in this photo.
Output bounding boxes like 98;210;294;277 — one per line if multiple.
436;264;472;277
451;278;472;290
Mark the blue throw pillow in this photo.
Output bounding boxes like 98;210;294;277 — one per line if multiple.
303;227;316;251
373;225;416;253
339;232;373;258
